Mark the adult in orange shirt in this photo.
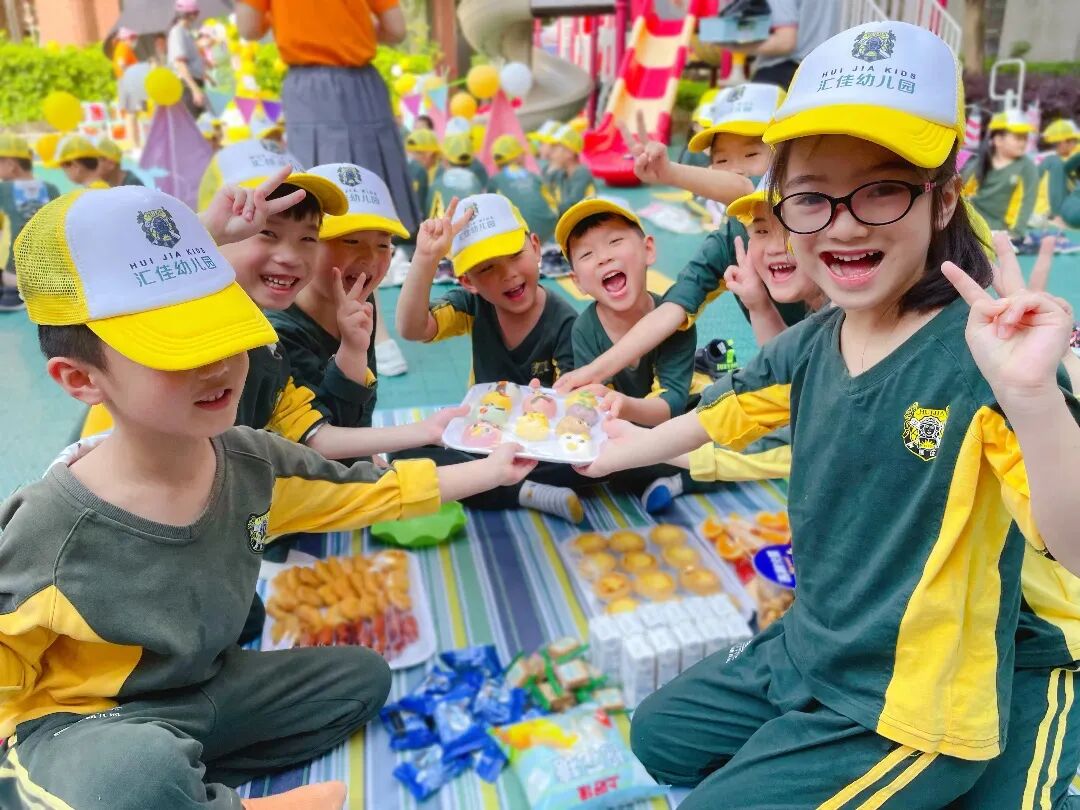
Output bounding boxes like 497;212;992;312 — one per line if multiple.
112;27;139;78
235;0;419;234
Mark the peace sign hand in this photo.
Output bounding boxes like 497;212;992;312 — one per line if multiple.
199;164;307;246
415;196;476;266
618;111;671;186
333;268;374;376
723;236;769;310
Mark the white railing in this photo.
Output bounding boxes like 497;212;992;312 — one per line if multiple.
842;0;962;55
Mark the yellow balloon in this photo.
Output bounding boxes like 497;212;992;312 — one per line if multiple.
41;91;82;132
394;74;417;96
449;92;478;120
35;132;61;163
466;65;500;99
144;67;184;106
470;124;484;153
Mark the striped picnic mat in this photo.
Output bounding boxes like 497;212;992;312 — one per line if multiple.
240;406;788;809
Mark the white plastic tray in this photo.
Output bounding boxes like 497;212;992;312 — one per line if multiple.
441;382;608;465
259;550;436;670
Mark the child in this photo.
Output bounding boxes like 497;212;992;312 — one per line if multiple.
93;136;144;187
54;134;105;187
531;119;561;179
0;133;59;311
404;127;440;214
1038;118;1080;228
443;131;488;191
577;23;1080;806
396;193;586;522
426;133;485;217
0;185;532;810
489;133;559;245
546;124;596;217
963;109;1038;242
555;83;797;393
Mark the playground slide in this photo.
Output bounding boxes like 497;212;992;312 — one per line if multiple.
457;0;594;132
583;1;699;186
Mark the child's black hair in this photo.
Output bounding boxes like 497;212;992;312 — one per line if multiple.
972;130;1007;187
416;115;434;130
15;157;32;172
566;212;645;257
39;324;107;369
71;157;98;171
768;141;993;315
268;182;323;223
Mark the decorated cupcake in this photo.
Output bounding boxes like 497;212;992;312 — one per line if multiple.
567;390;600;410
565;402;600;426
523;391;558;419
558;432;593;459
555;415;591;437
514;411;550;441
461;421;502;449
474;401;510;427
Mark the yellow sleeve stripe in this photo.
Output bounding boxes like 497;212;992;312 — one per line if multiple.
267;458;441;537
267;377;324;443
858;751;940;809
1006;178;1025;230
1023;668;1074;809
979;405;1044;552
680;282;728;330
364;368;377;386
819;745;917;809
695;383;791;450
689;443;792;483
428;302;474;344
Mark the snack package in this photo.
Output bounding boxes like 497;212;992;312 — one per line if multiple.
586;616;621;675
441;645;503;677
645;627;680;687
619;635;657;709
433;686;491;760
497;707;666;809
473;678;528;727
393;744;470;802
474;734;509;783
380;704;438;752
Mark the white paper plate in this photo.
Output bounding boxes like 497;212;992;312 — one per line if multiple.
259;550;436;670
441;383;607;464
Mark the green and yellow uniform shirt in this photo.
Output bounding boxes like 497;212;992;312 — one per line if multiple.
407;158;430;215
468;158;489;191
0;426;439;739
116;169;144;187
268;302;379;430
488;166;559;244
549;164;597;218
572;292;697;417
0;180;60;272
963;156;1038;238
695;299;1080;760
428;287;576;387
427;167;486;218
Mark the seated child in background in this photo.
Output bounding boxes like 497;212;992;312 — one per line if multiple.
405;127;440;216
1037;118;1080;229
532;119;562;180
963;109;1038;243
54;134;105;187
93;136;144;187
488;134;559;245
427;133;486;217
413;114;435;131
546;124;597;217
0;133;59;311
0;185;532;810
444;131;489;190
396;194;587;523
556;83;798;393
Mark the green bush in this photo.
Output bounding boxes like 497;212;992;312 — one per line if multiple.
676;78;710;112
0;36;115;126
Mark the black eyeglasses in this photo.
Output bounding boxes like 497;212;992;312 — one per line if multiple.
772;180;938;235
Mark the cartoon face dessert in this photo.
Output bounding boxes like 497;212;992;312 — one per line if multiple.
565;402;599;426
621;551;658;573
461;421;502;449
680;566;722;596
555;415;591;437
474;401;509;426
571;532;608;554
523;391;558;419
480;390;512;413
567;390;600;410
594;572;632;602
609;532;645;553
557;432;593;459
662;545;700;569
514;411;550;441
578;551;617;580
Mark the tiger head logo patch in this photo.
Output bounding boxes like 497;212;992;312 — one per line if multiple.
259;138;285;155
903;402;949;462
337;165;363;187
136;208;181;249
247;510;269;553
851;30;896;63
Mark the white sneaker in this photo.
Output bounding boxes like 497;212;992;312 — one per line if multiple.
375;339;408;377
381;248;411;288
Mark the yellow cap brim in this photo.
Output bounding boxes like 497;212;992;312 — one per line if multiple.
763;104;962;170
240;172;349;216
0;150;32;160
494;151;522;165
56;148;105;163
406;143;440;153
88;281;278;371
726;190;771;224
452;228;527;276
555;198;644;256
688;121;769;153
990;124;1035;136
320;212;410;241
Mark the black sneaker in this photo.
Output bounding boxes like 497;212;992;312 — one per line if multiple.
0;286;25;312
694;338;738;379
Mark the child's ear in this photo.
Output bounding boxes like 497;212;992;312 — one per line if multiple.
643;234;657;266
568;271;585;295
527;232;541;255
936;175;962;230
47;357;107;406
458;273;477;293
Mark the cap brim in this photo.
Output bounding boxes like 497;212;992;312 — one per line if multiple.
0;150;32;160
452;228;527;277
726;190;770;223
688;121;769;153
555;198;643;256
320;212;410;241
241;172;349;216
763;104;960;169
88;281;278;371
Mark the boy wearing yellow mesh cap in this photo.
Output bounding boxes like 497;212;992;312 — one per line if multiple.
395;193;587;523
489;133;559;246
426;133;486;217
53;134;105;187
92;136;144;188
546;123;596;218
0;186;531;810
404;127;440;212
573;22;1080;807
0;133;59;311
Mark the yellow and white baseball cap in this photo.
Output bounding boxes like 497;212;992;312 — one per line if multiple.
449;193;529;276
554;196;643;257
307;163;409;241
1042;118;1080;144
763;22;965;169
53;134;103;165
552;124;583;154
0;133;32;160
726;173;776;224
988;109;1035;135
94;137;124;164
405;128;439;153
197;139;348;215
15;186;276;370
534;120;562;145
492;134;525;166
688;83;785;152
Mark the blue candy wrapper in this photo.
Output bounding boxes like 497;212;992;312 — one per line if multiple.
440;645;503;677
473;679;528;727
474;734;508;783
393;745;469;802
434;686;490;760
379;704;437;752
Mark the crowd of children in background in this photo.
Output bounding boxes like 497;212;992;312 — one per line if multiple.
2;16;1080;810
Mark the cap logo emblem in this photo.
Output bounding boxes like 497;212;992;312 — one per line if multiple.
852;30;896;63
260;138;285;155
337;165;363;187
727;85;746;102
136;208;181;249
